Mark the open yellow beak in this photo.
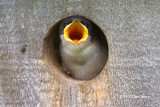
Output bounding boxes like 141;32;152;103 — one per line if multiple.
64;19;88;44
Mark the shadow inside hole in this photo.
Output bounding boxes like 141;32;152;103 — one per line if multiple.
44;15;108;81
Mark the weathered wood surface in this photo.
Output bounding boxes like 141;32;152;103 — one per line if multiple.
0;0;160;107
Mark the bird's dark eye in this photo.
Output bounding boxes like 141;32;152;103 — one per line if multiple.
81;21;89;28
63;23;68;28
63;21;72;28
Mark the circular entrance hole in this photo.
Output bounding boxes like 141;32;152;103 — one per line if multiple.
43;15;108;81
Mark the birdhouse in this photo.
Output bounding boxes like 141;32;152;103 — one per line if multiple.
0;0;159;107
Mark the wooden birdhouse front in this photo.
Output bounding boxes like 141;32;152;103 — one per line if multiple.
0;0;160;107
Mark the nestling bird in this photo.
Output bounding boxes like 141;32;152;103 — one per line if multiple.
59;16;107;80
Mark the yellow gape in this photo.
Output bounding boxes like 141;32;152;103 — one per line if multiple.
64;20;88;44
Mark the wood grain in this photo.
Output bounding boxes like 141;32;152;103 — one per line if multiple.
0;0;160;106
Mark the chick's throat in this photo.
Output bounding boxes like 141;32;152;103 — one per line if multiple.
64;19;88;44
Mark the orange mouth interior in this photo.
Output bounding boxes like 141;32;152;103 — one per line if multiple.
64;20;88;44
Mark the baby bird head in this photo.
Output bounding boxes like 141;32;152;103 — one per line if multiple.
64;19;88;44
59;16;92;47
